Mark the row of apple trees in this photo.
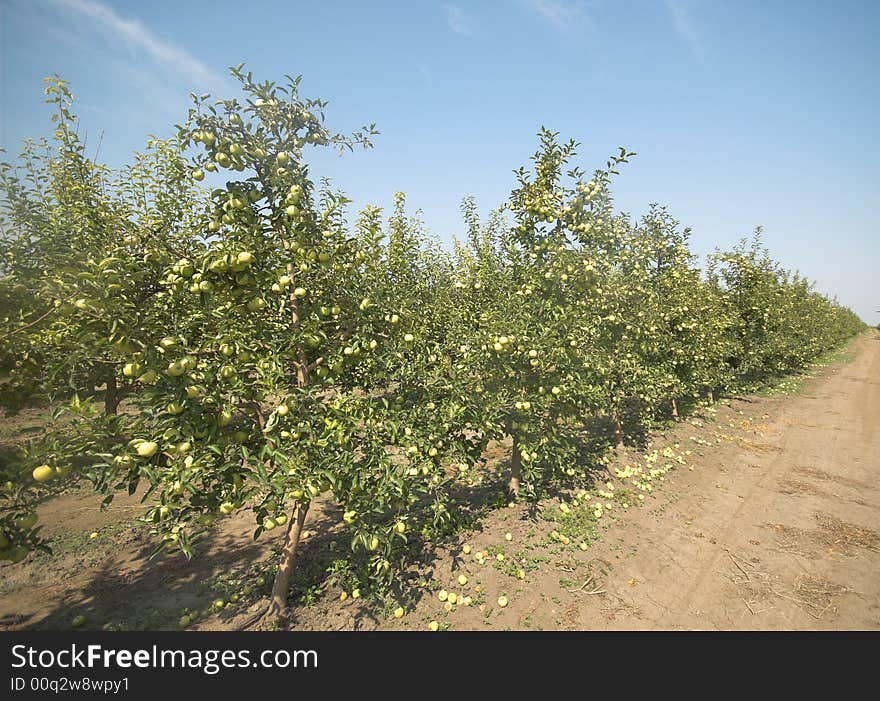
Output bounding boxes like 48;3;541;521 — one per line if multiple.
0;68;864;621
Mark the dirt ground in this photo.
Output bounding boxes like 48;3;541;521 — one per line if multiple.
1;331;878;631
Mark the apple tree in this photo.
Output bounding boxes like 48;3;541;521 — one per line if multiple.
87;66;483;622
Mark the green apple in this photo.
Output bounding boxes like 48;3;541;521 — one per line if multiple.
293;287;307;298
192;169;205;181
32;465;55;482
15;513;38;529
122;362;141;378
6;546;28;563
135;441;159;458
166;361;185;377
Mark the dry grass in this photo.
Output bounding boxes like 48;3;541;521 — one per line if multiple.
731;436;782;453
722;549;853;620
792;466;871;491
776;479;831;498
764;513;880;556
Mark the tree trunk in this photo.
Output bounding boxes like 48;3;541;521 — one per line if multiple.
671;397;679;420
707;388;714;404
104;373;120;416
265;500;310;623
508;435;522;497
613;413;624;449
286;262;310;387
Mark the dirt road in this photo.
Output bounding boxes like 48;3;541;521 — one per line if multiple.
561;331;880;630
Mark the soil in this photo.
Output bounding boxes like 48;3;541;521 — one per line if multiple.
1;331;878;631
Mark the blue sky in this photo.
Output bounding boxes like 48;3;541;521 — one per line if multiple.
1;0;878;323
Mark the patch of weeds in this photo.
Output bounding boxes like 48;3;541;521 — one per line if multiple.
486;545;529;580
545;502;600;550
326;558;359;594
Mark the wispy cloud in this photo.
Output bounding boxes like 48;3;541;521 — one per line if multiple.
525;0;588;33
47;0;226;92
664;0;706;62
444;4;475;37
